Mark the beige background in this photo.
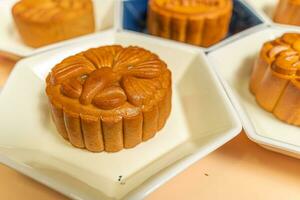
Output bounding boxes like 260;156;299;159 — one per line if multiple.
1;59;300;200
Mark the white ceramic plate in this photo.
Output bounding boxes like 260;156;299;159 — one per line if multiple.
208;25;300;158
0;0;115;57
0;30;242;200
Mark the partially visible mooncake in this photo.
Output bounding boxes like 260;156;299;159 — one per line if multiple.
46;45;172;152
12;0;95;48
274;0;300;26
147;0;233;47
250;33;300;126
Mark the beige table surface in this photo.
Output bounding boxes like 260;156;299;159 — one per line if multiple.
1;57;300;200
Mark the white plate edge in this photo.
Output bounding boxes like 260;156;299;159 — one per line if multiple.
0;154;85;200
207;25;300;157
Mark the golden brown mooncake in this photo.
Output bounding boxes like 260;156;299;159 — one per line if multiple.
250;33;300;126
274;0;300;26
147;0;233;47
46;45;172;152
12;0;95;48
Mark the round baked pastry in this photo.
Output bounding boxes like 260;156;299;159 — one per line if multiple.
12;0;95;48
46;45;172;152
250;33;300;126
147;0;233;47
274;0;300;26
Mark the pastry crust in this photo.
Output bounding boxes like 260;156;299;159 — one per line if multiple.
12;0;95;47
250;33;300;126
147;0;232;47
274;0;300;26
46;45;172;152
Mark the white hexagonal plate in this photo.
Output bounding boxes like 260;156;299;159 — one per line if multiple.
0;30;241;200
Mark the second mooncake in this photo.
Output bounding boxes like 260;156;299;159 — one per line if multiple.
147;0;233;47
12;0;95;48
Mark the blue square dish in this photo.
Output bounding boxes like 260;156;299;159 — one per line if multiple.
121;0;264;49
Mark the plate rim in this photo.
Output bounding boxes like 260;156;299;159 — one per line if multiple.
207;25;300;158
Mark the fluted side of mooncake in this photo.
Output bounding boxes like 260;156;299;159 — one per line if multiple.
250;33;300;126
148;0;232;47
46;45;172;152
274;0;300;26
12;0;95;47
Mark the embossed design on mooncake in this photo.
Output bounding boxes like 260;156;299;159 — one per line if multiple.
13;0;91;22
163;0;220;7
50;45;166;110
